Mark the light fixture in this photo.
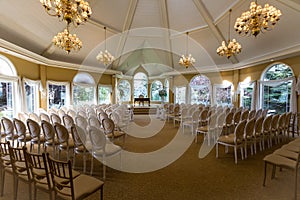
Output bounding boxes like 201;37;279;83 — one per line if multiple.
52;25;82;53
39;0;92;26
96;27;115;66
234;0;282;37
179;32;195;68
217;9;242;59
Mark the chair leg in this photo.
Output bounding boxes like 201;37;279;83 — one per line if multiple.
0;170;5;196
271;165;276;179
263;162;267;186
234;146;237;164
216;143;219;158
90;157;94;175
13;176;18;200
295;169;298;200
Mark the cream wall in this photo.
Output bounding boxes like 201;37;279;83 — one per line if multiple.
1;52;299;111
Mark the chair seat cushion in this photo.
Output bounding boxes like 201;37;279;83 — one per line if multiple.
264;154;297;169
218;134;242;144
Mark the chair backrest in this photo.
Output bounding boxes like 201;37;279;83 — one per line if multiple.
255;109;263;119
46;153;75;199
54;122;69;144
1;117;14;135
191;110;200;122
278;113;286;129
234;119;247;143
270;114;279;129
29;112;40;123
241;110;249;121
254;116;264;136
199;109;208;121
62;114;75;130
233;110;242;125
50;113;61;125
67;109;77;119
248;109;256;120
225;112;234;126
9;145;30;180
41;120;56;142
13;118;27;137
71;125;85;147
88;126;106;151
57;109;66;119
23;148;51;192
0;141;11;169
102;118;115;135
18;112;29;123
39;113;50;123
88;115;101;129
75;115;88;131
261;109;268;118
285;112;292;129
262;115;273;132
244;118;255;138
98;112;108;123
27;118;41;138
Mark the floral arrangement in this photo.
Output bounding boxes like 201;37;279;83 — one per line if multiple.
159;89;167;97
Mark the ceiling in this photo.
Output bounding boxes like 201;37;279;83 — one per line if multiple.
0;0;300;78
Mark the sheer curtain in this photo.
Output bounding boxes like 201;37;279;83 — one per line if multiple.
259;76;297;113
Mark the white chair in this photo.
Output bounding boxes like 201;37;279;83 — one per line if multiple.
88;126;122;179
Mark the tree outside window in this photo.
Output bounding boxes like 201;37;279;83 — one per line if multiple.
151;80;163;101
190;75;211;105
134;72;148;98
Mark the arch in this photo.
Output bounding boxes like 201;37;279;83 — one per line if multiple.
73;72;95;85
189;74;211;105
0;54;17;76
261;62;294;81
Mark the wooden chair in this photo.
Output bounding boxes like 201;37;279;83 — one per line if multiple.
54;122;75;160
23;147;53;200
27;118;45;154
46;153;104;200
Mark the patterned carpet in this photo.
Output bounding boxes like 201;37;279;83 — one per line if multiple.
0;115;297;200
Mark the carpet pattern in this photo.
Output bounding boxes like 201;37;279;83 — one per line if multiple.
0;115;297;200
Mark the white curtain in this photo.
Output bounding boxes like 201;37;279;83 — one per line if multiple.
296;76;300;95
46;80;71;109
259;76;297;113
22;78;42;113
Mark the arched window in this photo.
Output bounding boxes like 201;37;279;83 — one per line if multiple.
150;80;163;101
118;80;131;102
260;63;294;114
134;72;148;98
0;55;19;118
190;75;211;105
72;72;96;107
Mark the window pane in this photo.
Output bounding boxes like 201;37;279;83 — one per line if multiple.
0;82;13;118
175;87;186;104
134;73;148;98
48;84;67;109
263;64;293;81
165;80;169;102
190;75;211;105
241;85;253;110
98;86;111;104
118;80;131;102
151;80;163;101
263;81;292;114
215;86;231;106
25;82;38;113
73;85;95;107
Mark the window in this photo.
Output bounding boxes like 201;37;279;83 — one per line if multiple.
213;84;232;106
261;63;294;114
47;81;70;110
72;72;96;107
134;72;148;98
239;82;254;110
190;75;211;105
0;55;19;118
174;86;186;104
23;78;40;113
150;80;163;101
118;80;131;102
98;85;112;104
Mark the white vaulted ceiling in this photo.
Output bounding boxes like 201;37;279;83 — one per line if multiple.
0;0;300;77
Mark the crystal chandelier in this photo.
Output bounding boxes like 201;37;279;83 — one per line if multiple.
96;27;115;66
234;0;282;37
52;26;82;53
179;32;195;68
39;0;92;26
217;9;242;58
